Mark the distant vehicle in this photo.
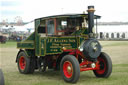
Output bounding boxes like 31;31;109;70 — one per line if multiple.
0;69;5;85
8;35;22;41
0;36;7;43
16;6;112;83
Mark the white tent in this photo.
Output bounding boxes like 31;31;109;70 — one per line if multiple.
98;25;128;33
14;22;34;32
97;25;128;39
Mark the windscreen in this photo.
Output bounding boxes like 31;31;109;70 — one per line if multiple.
56;17;85;35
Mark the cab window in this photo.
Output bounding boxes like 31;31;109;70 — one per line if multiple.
56;17;83;35
47;20;55;35
38;20;46;33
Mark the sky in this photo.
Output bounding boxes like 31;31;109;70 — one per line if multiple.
1;0;128;22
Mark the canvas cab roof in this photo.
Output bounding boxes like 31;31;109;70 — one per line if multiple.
35;14;101;21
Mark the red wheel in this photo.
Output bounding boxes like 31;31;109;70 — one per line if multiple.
19;56;26;70
96;57;106;75
93;52;112;78
17;51;35;74
60;55;80;83
63;61;73;78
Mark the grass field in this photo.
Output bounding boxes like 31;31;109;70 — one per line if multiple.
0;41;128;85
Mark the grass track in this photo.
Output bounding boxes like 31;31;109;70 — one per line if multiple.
0;41;17;48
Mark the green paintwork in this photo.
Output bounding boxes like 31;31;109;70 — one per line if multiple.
36;36;85;56
17;32;35;49
45;37;77;54
35;19;41;56
25;32;35;41
17;35;85;56
17;41;34;49
40;39;46;56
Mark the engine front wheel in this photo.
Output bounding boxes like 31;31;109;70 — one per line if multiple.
93;52;112;78
60;55;80;83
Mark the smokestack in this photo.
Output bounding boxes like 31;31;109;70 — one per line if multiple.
87;6;95;34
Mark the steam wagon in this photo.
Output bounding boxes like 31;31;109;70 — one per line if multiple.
16;6;112;83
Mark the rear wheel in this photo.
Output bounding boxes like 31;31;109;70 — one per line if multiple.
17;51;35;74
60;55;80;83
93;52;112;78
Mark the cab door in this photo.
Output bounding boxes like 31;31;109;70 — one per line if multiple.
35;19;47;56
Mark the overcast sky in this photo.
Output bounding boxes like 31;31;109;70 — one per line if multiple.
1;0;128;22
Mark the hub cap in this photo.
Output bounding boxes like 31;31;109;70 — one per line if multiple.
19;56;26;70
63;61;73;78
96;57;106;74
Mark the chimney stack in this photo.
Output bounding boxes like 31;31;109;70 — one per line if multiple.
87;6;95;34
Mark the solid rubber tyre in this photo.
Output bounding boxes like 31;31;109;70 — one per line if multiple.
0;69;4;85
93;52;112;78
60;55;80;83
17;51;35;74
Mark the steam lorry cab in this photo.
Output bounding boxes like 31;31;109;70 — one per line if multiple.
16;6;112;83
